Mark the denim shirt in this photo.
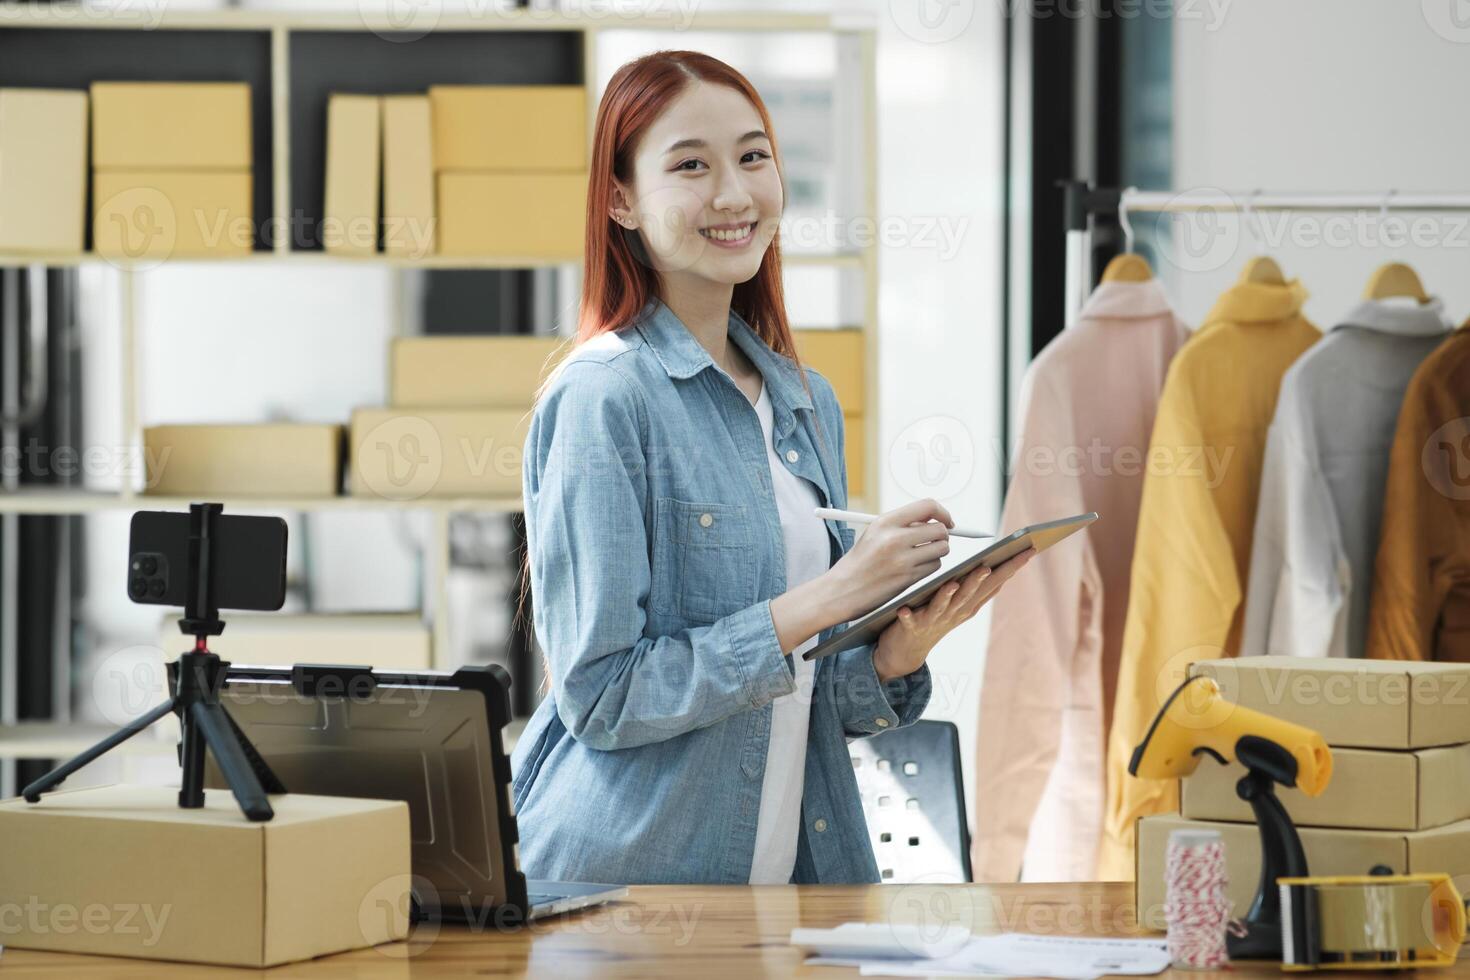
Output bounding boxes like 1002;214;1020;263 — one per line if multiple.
509;297;932;885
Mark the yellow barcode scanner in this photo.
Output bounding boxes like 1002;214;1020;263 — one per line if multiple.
1129;674;1332;793
1131;674;1334;961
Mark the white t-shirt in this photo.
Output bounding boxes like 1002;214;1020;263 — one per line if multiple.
747;378;830;884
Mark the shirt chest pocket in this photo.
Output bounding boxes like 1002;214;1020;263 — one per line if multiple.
651;496;757;623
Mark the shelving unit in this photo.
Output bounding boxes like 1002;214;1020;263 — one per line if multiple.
0;4;881;765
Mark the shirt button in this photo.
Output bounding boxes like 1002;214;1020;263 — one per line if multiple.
814;818;828;833
786;449;799;463
874;717;890;728
699;513;714;528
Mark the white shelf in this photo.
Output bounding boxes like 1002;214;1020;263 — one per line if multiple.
0;489;526;515
0;250;864;271
0;718;523;759
0;6;866;33
0;722;175;761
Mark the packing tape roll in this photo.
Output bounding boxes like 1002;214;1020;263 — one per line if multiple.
1314;881;1434;954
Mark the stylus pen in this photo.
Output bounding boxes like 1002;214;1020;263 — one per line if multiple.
813;507;995;539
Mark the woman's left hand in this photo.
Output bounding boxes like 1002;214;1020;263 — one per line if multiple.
872;547;1036;683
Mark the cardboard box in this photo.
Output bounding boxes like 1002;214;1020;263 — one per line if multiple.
1136;812;1470;932
382;95;435;257
1192;656;1470;749
350;408;530;499
1182;743;1470;831
0;784;410;966
0;88;88;253
324;94;381;256
845;413;866;499
143;424;343;497
391;335;566;409
437;172;585;258
170;612;432;670
794;328;865;413
91;82;251;169
94;171;253;259
429;84;586;171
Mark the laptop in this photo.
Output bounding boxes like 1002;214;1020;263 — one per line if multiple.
206;662;626;925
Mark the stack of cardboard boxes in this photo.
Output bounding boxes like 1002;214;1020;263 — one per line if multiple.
431;85;587;259
319;84;585;258
1136;656;1470;930
92;82;254;259
350;335;564;500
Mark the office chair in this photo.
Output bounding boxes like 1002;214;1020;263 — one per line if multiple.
850;719;972;883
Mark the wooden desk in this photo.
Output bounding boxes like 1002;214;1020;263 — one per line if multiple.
0;881;1390;978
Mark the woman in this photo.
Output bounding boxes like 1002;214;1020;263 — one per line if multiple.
510;51;1033;885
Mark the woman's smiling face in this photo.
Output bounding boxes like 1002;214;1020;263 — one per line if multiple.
613;80;784;286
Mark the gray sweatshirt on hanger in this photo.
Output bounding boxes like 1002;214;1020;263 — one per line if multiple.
1242;297;1453;660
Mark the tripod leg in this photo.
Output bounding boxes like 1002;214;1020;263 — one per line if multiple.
190;701;274;821
225;707;287;795
22;698;177;803
178;700;207;809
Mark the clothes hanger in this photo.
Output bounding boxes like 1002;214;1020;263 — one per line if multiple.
1100;186;1154;282
1239;190;1286;285
1363;192;1430;302
1363;262;1429;302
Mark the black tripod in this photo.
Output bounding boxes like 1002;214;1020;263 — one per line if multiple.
22;503;285;821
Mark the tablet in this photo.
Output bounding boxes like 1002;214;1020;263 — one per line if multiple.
802;512;1099;661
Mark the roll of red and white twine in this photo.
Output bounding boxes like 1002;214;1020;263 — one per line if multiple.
1164;828;1235;969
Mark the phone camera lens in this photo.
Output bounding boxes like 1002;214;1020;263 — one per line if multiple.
130;576;148;597
140;555;158;575
148;579;166;599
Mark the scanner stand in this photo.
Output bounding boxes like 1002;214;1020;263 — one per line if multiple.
1225;734;1309;960
21;503;285;821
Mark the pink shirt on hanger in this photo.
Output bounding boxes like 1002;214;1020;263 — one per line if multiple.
973;278;1188;883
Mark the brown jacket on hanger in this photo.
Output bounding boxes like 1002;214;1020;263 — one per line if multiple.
1367;324;1470;661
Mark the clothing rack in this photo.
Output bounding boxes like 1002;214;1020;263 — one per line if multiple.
1058;180;1470;322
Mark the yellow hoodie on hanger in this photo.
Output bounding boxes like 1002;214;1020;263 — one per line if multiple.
1097;276;1320;881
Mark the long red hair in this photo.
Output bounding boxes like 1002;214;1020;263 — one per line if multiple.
519;51;830;696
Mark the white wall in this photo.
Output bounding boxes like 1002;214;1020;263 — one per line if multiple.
1167;0;1470;326
872;3;1008;814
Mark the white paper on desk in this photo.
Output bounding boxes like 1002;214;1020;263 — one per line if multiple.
854;933;1169;980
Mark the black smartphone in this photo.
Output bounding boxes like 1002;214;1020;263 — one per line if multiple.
127;510;288;611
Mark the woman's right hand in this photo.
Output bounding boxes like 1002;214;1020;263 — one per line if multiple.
823;498;955;624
